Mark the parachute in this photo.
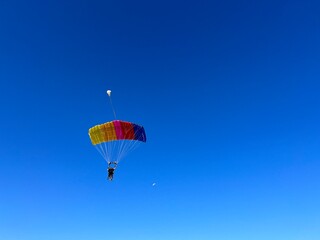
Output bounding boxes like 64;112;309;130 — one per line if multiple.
88;89;147;180
88;120;146;163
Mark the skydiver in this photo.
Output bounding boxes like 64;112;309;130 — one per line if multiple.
108;168;115;180
107;162;117;181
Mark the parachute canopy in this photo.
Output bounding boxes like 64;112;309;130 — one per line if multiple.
89;120;146;145
88;120;146;163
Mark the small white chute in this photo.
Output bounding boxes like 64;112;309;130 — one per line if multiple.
106;90;112;97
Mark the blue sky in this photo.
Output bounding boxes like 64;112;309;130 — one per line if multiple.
1;0;320;239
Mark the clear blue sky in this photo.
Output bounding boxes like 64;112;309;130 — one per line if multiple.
1;0;320;239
